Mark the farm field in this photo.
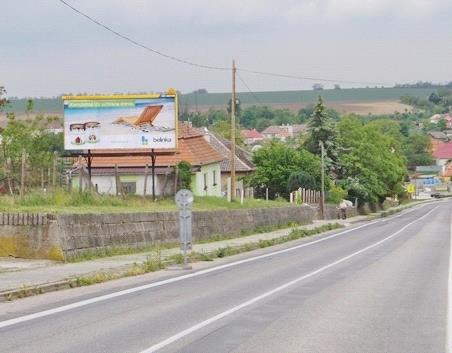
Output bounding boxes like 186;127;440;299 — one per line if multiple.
3;86;434;119
193;100;412;115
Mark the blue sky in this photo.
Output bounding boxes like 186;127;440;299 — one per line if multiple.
1;0;451;97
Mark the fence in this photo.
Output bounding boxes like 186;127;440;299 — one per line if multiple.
289;188;320;204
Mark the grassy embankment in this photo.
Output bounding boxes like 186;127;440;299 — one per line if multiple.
0;190;290;214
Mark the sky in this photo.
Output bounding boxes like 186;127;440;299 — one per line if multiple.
1;0;451;97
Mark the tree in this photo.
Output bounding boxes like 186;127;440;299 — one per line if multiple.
429;92;442;105
188;112;208;127
336;116;407;204
210;120;244;145
437;119;447;131
227;97;241;118
176;161;192;191
0;86;8;112
304;96;338;172
0;114;64;194
402;132;434;167
240;106;275;129
287;170;318;191
249;140;325;199
313;83;324;91
297;105;315;123
205;108;227;125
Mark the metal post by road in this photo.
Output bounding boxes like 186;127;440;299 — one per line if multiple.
175;189;193;270
319;141;326;219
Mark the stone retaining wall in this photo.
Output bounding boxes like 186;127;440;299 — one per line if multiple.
56;206;317;259
0;201;387;261
0;213;62;260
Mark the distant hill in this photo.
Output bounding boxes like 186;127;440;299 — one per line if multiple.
3;87;437;116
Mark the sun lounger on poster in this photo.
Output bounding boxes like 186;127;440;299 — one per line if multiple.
114;105;163;128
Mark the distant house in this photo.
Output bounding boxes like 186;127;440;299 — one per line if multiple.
429;131;448;140
428;131;449;154
72;123;223;197
432;142;452;177
261;125;291;141
242;129;264;145
430;114;452;128
261;124;307;141
201;129;255;193
292;124;308;136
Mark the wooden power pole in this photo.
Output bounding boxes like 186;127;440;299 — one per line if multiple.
230;60;237;201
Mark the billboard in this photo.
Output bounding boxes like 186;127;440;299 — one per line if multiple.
63;94;177;150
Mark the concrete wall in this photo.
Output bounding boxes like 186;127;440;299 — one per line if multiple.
0;214;63;260
56;205;316;259
0;201;386;261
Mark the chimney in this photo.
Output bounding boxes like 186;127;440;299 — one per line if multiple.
203;127;211;143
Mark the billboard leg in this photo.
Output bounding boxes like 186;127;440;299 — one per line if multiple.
87;149;92;192
151;149;156;201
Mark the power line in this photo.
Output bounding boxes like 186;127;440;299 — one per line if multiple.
58;0;394;87
58;0;230;71
237;68;392;87
236;72;262;104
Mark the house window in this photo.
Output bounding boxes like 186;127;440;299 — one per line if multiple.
121;182;136;195
203;173;208;191
213;170;217;186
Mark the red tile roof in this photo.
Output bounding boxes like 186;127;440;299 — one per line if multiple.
88;123;223;168
433;143;452;159
242;129;263;139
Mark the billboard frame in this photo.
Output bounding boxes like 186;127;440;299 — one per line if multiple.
62;93;179;151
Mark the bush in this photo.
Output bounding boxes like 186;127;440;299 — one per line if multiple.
176;161;192;191
328;185;347;204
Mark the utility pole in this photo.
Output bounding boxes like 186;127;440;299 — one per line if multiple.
20;149;26;197
319;140;326;219
230;59;237;201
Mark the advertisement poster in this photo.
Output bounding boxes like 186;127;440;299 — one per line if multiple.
63;94;177;150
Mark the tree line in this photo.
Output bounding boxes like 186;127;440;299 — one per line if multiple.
247;96;433;205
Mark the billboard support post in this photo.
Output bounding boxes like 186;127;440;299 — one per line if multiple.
151;149;156;201
87;149;92;192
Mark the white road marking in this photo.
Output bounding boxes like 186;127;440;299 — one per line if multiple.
140;205;439;353
447;209;452;353
0;202;435;330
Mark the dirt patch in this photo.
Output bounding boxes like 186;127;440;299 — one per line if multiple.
189;100;412;115
326;101;412;115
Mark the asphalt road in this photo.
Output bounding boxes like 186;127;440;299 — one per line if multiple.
0;201;450;353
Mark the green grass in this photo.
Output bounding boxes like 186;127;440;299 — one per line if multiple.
0;190;290;214
196;221;302;244
69;223;344;288
66;243;178;263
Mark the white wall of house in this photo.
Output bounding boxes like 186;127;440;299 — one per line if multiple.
72;163;223;197
72;174;174;196
436;158;450;167
192;163;222;197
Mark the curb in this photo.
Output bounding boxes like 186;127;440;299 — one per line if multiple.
0;279;78;302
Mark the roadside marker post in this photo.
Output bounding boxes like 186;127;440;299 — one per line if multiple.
175;189;193;270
